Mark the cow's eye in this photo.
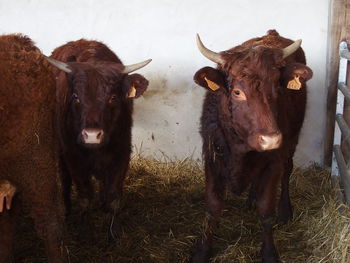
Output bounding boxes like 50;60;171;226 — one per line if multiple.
232;88;247;101
72;93;80;103
109;94;117;103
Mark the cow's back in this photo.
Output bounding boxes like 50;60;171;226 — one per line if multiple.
0;34;56;162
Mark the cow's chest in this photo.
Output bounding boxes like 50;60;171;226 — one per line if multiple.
210;136;272;195
74;150;114;175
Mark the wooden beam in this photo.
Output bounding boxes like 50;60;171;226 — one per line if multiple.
324;0;350;166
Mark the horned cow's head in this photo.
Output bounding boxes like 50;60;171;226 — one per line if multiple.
194;34;312;152
47;57;151;148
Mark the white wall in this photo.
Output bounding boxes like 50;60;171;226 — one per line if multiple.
0;0;329;166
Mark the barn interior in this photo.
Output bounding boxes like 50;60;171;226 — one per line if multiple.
1;0;350;262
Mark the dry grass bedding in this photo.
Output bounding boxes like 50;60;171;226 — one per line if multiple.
12;156;350;262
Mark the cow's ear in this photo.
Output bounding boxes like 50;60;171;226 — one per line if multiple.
283;63;313;81
122;74;149;98
281;63;313;90
194;67;226;92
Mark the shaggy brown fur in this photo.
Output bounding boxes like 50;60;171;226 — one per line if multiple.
0;34;65;263
192;30;313;263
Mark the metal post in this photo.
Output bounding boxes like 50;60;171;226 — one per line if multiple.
331;41;350;206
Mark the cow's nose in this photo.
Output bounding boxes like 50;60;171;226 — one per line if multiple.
258;133;282;151
81;128;104;144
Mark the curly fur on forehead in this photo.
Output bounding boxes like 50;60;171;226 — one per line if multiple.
220;46;283;80
51;39;122;64
71;62;125;88
70;68;123;103
219;46;282;97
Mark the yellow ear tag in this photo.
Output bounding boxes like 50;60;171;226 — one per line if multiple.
128;85;137;98
204;77;220;91
287;76;302;90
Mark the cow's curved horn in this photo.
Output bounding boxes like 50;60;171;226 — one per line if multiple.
45;56;72;73
122;59;152;74
196;34;224;65
282;39;302;59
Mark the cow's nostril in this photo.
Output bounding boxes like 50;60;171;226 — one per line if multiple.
258;135;265;144
81;129;104;144
96;130;103;139
81;129;89;141
259;135;272;144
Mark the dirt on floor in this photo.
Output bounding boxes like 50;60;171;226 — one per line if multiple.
12;156;350;263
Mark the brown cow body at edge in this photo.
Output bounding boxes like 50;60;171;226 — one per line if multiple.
48;39;151;240
0;34;65;262
192;30;313;263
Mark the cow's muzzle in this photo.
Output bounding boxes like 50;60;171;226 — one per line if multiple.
81;128;104;145
248;132;282;152
257;133;282;151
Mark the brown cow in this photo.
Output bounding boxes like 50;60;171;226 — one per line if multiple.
192;30;313;263
0;34;65;262
47;39;151;241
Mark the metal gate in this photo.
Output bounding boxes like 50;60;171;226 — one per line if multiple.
332;41;350;205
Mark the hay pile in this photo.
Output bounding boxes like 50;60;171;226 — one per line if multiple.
12;156;350;262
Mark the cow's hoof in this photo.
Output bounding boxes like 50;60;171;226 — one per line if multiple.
63;199;72;217
191;250;210;263
110;199;120;211
76;211;96;242
78;226;95;243
106;214;122;245
261;255;278;263
278;202;293;224
64;204;72;217
261;247;279;263
191;241;211;263
101;199;121;213
246;196;256;210
78;198;91;211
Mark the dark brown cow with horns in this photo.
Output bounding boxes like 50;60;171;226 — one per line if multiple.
192;30;313;263
0;34;65;262
47;39;151;240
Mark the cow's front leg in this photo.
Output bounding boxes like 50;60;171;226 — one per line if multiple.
58;157;72;216
244;157;264;210
75;177;94;242
278;157;293;223
66;162;94;212
66;164;95;241
246;181;258;210
100;160;129;243
192;166;224;263
256;164;281;263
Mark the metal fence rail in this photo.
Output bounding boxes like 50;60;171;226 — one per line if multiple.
332;41;350;205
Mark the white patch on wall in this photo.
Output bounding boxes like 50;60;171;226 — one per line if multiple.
0;0;329;167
